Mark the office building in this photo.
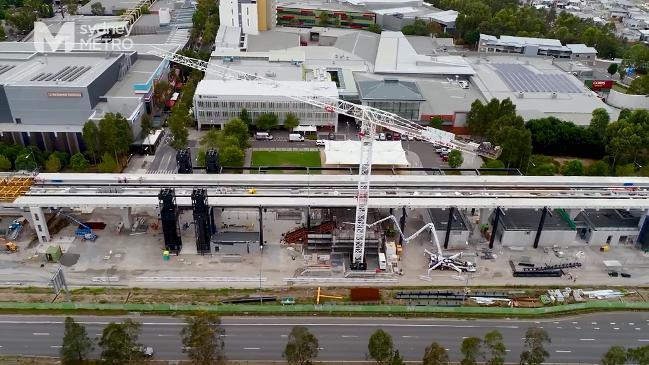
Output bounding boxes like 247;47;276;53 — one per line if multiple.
219;0;276;35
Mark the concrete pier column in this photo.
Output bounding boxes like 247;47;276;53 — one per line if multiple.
479;208;492;226
29;206;50;244
258;207;264;248
120;207;132;230
444;206;455;249
399;207;407;245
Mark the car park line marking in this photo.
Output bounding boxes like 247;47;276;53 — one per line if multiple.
33;333;49;336
556;350;572;353
579;339;595;341
244;347;260;350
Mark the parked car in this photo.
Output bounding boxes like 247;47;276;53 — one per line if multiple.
385;132;393;140
406;135;414;141
316;139;325;146
328;132;336;140
135;345;154;358
392;133;401;141
435;146;444;153
442;155;449;162
289;133;304;142
379;133;386;141
255;132;273;140
440;148;450;156
374;134;380;141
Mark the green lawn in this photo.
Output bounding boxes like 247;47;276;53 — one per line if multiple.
612;82;628;94
251;151;321;173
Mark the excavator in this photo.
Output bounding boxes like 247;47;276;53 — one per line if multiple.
2;239;17;253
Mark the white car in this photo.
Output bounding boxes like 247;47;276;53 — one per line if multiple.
440;148;451;156
435;146;444;153
379;133;386;141
316;139;325;146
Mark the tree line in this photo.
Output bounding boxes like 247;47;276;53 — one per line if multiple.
81;113;134;173
467;97;649;176
63;317;649;365
430;0;623;59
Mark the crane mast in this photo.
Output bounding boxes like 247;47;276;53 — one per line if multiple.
149;47;500;270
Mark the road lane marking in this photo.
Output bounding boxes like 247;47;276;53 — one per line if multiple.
610;322;616;325
556;326;563;329
33;333;49;336
556;350;572;353
575;327;581;330
614;328;620;330
341;335;358;338
280;335;288;338
318;348;325;350
402;336;418;338
50;345;62;348
594;328;600;330
505;350;511;352
629;323;635;326
636;328;642;331
572;322;578;324
158;334;174;337
243;347;260;350
638;339;649;342
592;322;597;325
579;339;595;341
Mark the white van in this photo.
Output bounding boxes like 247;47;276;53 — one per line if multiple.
378;252;387;271
289;133;304;142
255;132;273;140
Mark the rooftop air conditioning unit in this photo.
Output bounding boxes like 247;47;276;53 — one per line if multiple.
517;91;525;98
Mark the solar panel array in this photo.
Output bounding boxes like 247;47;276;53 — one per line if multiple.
492;63;582;93
0;65;15;76
29;66;92;82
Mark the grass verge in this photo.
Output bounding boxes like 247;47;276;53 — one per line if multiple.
251;151;321;174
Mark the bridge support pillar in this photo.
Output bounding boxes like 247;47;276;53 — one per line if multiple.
258;207;264;248
29;206;50;244
489;207;502;250
533;207;548;249
302;207;311;229
444;207;455;249
120;207;132;230
479;208;492;226
399;207;407;245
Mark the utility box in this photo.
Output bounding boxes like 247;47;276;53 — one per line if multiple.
45;245;62;263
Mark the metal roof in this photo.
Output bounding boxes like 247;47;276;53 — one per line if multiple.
357;79;425;101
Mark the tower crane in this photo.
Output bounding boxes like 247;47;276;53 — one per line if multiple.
149;48;500;270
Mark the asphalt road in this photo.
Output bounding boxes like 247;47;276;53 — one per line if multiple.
1;313;648;362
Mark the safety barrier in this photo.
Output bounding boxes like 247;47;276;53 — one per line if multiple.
0;300;647;316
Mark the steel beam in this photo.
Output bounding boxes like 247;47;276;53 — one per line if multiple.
444;206;455;249
489;207;502;249
533;206;549;249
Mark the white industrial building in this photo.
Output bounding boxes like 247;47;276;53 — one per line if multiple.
193;79;339;130
478;34;597;63
576;209;643;246
491;209;579;247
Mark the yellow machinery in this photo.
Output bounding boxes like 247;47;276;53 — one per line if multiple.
600;244;610;252
316;287;343;305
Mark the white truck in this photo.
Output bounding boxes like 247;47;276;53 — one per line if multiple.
289;133;304;142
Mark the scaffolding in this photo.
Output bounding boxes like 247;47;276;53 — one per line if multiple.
0;176;33;202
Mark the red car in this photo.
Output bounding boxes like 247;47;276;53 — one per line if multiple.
392;133;401;141
442;155;449;162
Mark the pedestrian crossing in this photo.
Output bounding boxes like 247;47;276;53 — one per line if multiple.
147;169;176;174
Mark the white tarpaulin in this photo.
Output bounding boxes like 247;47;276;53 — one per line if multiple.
324;140;409;165
293;125;317;133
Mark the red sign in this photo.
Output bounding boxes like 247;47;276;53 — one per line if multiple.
591;80;613;90
324;105;334;113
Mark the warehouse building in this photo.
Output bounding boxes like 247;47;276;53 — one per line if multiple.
193;80;339;130
478;34;598;63
491;208;579;247
575;209;643;246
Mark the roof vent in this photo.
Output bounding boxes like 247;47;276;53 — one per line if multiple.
551;92;557;98
517;91;525;98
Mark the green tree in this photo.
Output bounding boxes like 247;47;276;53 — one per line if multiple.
282;326;319;365
140;113;153;139
586;160;609;176
181;313;226;365
628;75;649;95
367;23;382;33
488;115;532;169
222;118;250;148
239;108;252;126
422;342;449;365
389;350;404;365
447;149;464;168
519;327;551;365
169;113;189;150
153;80;172;111
602;345;627;365
90;1;104;14
45;154;62;172
430;116;444;129
615;163;636;176
98;153;118;173
607;63;619;76
14;149;38;171
468;98;516;138
368;329;394;365
70;153;89;172
0;155;11;172
200;128;221;149
483;330;506;365
98;319;143;365
82;121;100;163
6;9;37;34
318;11;331;26
0;26;6;41
61;316;94;365
590;108;610;141
284;113;300;130
255;113;279;130
561;160;584;176
196;148;206;167
627;345;649;364
460;337;483;365
219;145;245;167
